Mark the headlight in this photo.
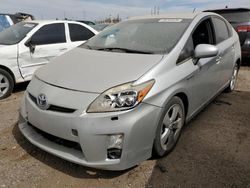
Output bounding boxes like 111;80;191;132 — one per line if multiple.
87;79;155;113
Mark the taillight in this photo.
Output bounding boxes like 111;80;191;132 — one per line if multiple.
236;25;250;32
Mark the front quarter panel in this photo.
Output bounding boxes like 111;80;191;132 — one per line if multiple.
0;44;23;83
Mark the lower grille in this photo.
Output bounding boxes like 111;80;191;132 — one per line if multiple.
48;105;76;113
28;122;82;151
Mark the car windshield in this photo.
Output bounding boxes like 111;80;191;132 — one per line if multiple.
81;18;191;54
0;22;37;45
0;15;11;32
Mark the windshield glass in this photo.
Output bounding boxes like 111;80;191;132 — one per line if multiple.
0;15;11;32
81;18;191;54
0;22;37;45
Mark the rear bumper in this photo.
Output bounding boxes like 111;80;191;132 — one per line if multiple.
18;92;162;170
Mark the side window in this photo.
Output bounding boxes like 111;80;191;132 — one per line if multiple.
31;23;66;45
177;37;194;64
177;19;214;64
212;17;229;44
69;24;95;42
192;19;214;48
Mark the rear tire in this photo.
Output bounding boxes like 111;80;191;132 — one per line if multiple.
225;63;239;93
153;96;185;157
0;69;14;100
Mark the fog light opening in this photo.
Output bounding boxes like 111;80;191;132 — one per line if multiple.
71;129;78;137
107;148;122;159
107;134;124;159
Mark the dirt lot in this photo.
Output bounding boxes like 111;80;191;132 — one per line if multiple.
0;66;250;188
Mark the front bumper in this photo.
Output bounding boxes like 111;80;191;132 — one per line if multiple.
19;90;161;170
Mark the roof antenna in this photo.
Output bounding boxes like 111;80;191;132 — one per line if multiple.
225;5;228;8
193;8;196;13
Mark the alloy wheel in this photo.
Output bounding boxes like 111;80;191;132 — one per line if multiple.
0;74;10;98
160;104;184;151
230;65;238;91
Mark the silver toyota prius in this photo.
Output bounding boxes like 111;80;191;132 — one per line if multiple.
19;12;241;170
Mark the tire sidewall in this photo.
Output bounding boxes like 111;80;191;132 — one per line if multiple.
230;64;239;91
153;96;185;157
225;63;239;93
0;69;14;100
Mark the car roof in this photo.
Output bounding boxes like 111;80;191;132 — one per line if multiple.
204;8;250;13
25;20;88;25
129;12;201;20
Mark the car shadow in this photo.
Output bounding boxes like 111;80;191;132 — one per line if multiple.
145;91;250;188
12;122;133;179
13;81;29;93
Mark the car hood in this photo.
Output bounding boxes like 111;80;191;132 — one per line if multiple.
0;44;17;58
35;48;163;93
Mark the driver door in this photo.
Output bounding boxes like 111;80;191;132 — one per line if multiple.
18;23;68;80
183;18;221;114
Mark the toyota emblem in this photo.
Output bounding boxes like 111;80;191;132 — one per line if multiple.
37;93;49;110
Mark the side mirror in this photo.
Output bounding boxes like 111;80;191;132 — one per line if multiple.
25;39;36;54
194;44;218;62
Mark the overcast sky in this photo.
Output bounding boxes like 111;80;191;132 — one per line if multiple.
1;0;250;21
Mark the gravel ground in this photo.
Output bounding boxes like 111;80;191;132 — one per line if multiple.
0;66;249;188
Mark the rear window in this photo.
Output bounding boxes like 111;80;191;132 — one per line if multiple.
218;11;250;23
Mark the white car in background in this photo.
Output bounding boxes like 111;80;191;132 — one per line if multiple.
0;20;98;99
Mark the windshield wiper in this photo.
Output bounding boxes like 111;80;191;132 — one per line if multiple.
96;47;155;54
84;44;93;49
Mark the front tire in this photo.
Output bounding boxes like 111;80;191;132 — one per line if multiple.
0;69;14;100
153;96;185;157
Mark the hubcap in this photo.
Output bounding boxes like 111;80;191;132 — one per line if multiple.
230;66;238;90
0;74;10;97
160;104;183;151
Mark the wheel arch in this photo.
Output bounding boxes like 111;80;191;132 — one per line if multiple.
235;58;241;69
174;92;189;117
0;65;16;84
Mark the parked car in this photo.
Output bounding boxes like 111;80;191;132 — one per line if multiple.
0;12;34;32
205;8;250;59
0;20;98;99
91;23;111;31
19;12;241;170
76;20;95;26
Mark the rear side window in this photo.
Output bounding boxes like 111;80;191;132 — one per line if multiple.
212;17;229;44
31;23;66;45
69;23;94;41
